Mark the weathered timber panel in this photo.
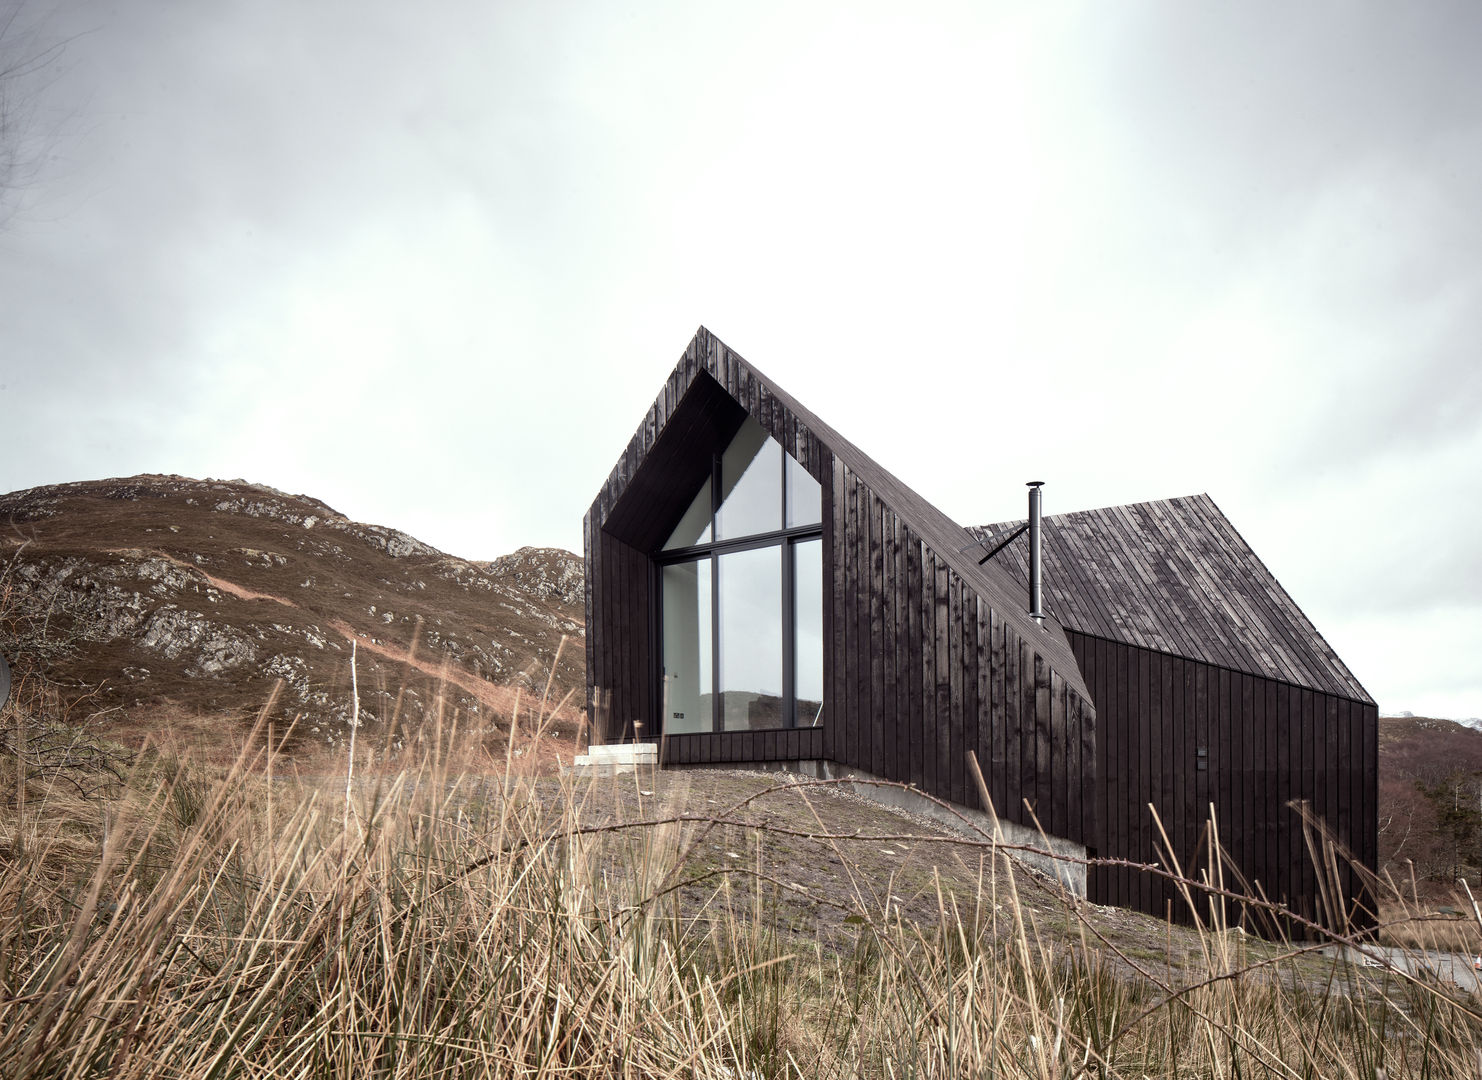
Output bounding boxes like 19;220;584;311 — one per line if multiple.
587;328;1097;856
1067;629;1375;935
658;720;829;764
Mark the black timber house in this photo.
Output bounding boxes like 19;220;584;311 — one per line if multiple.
583;327;1377;931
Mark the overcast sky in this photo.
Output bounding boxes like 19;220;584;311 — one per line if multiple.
1;1;1477;718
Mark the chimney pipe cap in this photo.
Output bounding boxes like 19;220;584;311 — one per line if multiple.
1026;480;1044;488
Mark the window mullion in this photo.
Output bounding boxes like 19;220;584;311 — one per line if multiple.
782;541;795;729
711;548;723;731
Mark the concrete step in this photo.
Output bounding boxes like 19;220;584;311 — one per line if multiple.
569;741;659;775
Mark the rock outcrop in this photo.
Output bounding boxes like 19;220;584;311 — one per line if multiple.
0;475;585;759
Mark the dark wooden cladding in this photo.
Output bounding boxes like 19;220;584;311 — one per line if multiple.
1069;628;1376;933
661;726;824;765
819;465;1096;844
588;327;1096;849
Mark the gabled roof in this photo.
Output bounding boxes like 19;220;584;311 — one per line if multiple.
972;494;1371;703
588;326;1088;697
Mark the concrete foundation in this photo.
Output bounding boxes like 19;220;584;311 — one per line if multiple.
570;742;658;776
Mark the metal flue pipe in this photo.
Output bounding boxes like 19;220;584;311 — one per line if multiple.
1027;481;1045;624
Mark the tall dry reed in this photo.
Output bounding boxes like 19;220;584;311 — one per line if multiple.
0;682;1480;1078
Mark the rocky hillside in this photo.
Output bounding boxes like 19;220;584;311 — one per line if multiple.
0;476;585;762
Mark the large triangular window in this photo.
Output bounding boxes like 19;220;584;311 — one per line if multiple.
662;417;820;550
658;417;823;734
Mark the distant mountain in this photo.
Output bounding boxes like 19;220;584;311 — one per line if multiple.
1387;709;1482;732
0;476;584;762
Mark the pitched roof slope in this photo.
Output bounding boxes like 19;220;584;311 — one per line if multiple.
971;494;1371;703
742;344;1088;697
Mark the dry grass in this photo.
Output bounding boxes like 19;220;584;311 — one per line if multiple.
2;685;1482;1078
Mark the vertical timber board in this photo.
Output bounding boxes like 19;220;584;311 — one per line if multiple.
626;541;643;741
1158;653;1176;917
975;598;991;814
1213;666;1230;885
636;545;653;744
1066;690;1083;847
1098;636;1116;905
1215;664;1232;904
1356;698;1375;918
606;530;626;739
616;538;632;740
1087;635;1108;903
1003;623;1021;833
920;547;936;796
1134;646;1150;915
827;460;846;761
961;591;980;812
1248;675;1265;902
1193;662;1210;907
990;609;1007;818
949;573;965;806
906;534;924;789
594;529;608;738
920;549;937;796
1324;693;1339;869
854;479;872;772
1179;656;1196;897
870;495;886;778
583;512;595;721
1114;639;1130;906
881;507;899;781
1020;640;1041;831
1279;684;1296;916
841;471;858;769
1343;697;1359;909
1298;687;1315;923
1350;698;1369;922
1362;701;1379;917
892;515;907;783
1122;644;1137;909
1094;637;1112;883
1050;673;1068;840
585;517;599;727
1262;680;1279;915
1168;656;1186;899
1290;686;1306;923
934;555;952;807
605;532;620;741
1259;674;1276;907
633;546;648;742
820;464;834;745
1236;672;1253;893
1102;639;1118;907
1334;695;1352;910
1226;669;1241;885
1080;688;1096;854
1033;653;1052;836
1333;687;1345;906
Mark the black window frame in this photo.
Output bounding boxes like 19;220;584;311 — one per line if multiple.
654;441;822;735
